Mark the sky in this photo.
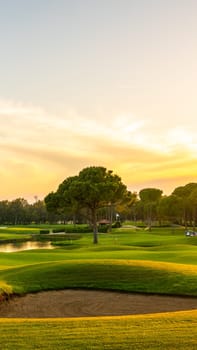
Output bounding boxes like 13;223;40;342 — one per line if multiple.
0;0;197;202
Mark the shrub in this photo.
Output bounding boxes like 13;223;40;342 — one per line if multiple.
34;234;81;242
39;230;50;234
65;226;92;233
112;221;122;228
52;228;66;233
98;225;110;233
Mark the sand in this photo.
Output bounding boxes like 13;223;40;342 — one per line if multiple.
0;289;197;318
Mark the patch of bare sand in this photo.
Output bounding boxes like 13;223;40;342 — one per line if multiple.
0;290;197;318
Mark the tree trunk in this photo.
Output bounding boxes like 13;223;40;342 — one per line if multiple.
108;203;113;233
92;208;98;244
148;205;152;231
192;207;196;232
183;207;188;230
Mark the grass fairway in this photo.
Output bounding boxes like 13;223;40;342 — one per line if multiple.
1;259;197;296
0;311;197;349
1;226;197;349
1;227;197;296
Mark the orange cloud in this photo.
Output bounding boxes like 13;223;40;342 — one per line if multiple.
0;99;196;200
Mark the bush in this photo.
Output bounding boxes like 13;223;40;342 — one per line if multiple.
112;221;122;228
34;234;82;242
65;226;92;233
39;230;50;234
52;228;66;233
98;225;110;233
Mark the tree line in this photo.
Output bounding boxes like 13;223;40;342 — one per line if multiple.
1;166;197;236
44;166;197;243
0;198;58;225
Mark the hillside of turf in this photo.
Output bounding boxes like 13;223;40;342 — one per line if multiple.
0;227;197;297
1;227;197;349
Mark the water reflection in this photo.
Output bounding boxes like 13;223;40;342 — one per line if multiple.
0;241;54;253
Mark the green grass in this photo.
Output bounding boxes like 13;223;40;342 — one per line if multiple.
0;311;197;349
1;226;197;349
0;226;39;234
0;226;39;243
0;227;197;296
1;259;197;296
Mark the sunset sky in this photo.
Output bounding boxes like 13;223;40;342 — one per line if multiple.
1;0;197;201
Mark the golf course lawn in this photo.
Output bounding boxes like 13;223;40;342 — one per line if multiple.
0;226;197;349
0;311;197;349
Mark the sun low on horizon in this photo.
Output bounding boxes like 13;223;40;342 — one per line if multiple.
0;0;196;202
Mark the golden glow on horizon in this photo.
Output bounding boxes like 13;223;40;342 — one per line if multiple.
0;99;196;201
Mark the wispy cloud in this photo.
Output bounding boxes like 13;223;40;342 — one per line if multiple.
1;98;196;199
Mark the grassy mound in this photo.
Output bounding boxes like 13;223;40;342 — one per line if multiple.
1;226;197;349
1;259;197;296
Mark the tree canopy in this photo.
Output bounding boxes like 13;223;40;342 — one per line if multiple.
45;166;128;243
139;188;163;230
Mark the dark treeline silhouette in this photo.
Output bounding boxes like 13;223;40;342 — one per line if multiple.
0;198;62;225
1;182;197;229
44;179;197;231
128;182;197;230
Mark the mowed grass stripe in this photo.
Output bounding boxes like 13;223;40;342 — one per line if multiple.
1;311;197;349
1;259;197;296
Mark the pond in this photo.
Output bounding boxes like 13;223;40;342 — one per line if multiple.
0;241;54;253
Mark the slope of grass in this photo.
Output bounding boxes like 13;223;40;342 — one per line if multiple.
1;241;197;269
0;311;197;350
1;226;197;349
0;259;197;296
0;226;197;297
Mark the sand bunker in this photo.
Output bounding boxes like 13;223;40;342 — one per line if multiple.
0;290;197;318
